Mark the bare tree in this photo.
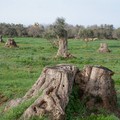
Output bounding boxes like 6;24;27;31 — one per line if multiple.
27;23;44;37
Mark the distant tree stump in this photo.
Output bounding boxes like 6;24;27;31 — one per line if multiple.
5;38;18;47
5;64;78;120
56;34;68;57
75;65;117;111
56;30;73;58
0;35;4;43
98;43;111;53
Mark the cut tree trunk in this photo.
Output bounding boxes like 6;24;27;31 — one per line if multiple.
98;43;111;53
5;64;78;120
56;37;68;58
75;65;117;111
56;31;73;58
4;64;119;119
5;38;18;47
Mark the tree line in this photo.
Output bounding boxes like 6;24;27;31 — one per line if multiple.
0;20;120;39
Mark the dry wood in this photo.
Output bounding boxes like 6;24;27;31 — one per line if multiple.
56;31;73;58
5;38;18;47
4;64;119;119
98;43;111;53
56;37;68;58
75;65;117;111
5;64;78;120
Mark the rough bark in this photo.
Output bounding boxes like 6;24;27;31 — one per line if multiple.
98;43;111;53
4;64;118;119
5;38;18;47
5;64;78;120
56;31;73;58
56;37;68;57
75;65;117;111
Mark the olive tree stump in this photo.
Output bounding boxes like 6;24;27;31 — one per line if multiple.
56;30;73;58
5;64;78;120
98;43;111;53
5;38;18;47
4;64;118;119
56;36;68;58
75;65;117;111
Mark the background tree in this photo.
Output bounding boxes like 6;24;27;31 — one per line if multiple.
65;24;76;39
44;25;57;47
15;24;28;37
27;23;44;37
113;27;120;39
0;21;119;40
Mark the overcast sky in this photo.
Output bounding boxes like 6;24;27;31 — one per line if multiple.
0;0;119;27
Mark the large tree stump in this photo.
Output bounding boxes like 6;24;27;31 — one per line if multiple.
98;43;111;53
75;65;117;111
5;64;78;120
4;64;119;119
5;38;18;47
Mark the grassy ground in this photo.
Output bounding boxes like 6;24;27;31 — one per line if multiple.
0;37;120;120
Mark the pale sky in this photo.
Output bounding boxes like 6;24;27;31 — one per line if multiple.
0;0;119;27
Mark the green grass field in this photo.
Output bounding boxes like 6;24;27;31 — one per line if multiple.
0;37;120;120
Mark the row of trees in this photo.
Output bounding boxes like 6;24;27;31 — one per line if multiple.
0;19;120;39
